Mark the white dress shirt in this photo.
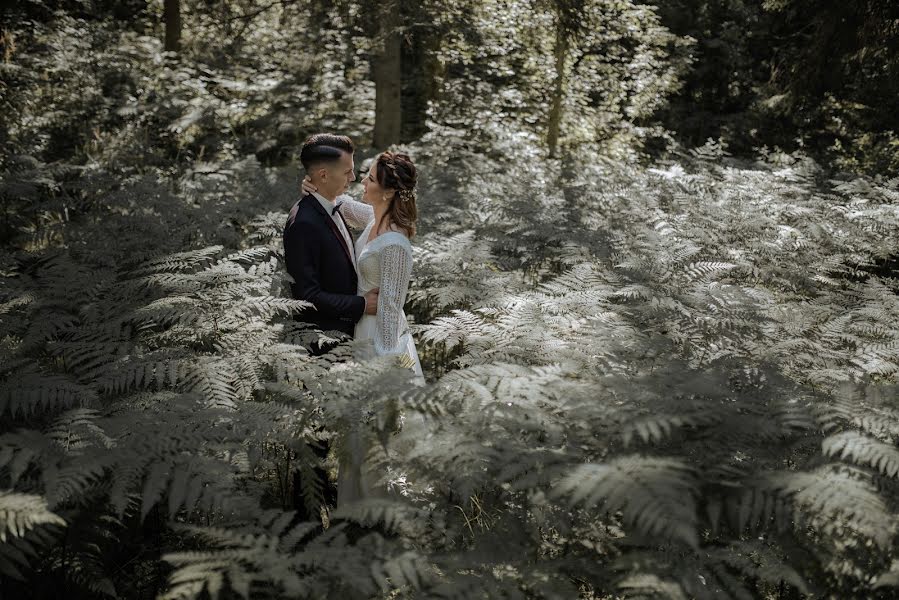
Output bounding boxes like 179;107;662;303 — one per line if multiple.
311;191;357;272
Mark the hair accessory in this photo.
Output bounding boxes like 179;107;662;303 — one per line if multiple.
398;188;416;203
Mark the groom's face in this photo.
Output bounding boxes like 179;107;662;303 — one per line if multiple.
320;150;356;198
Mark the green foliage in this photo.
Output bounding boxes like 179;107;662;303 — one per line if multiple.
653;0;899;174
1;1;898;599
424;0;692;159
381;130;899;598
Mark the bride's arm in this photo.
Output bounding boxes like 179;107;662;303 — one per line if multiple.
374;242;413;356
336;194;374;230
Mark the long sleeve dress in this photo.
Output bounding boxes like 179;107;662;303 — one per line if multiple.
334;194;423;375
333;194;425;507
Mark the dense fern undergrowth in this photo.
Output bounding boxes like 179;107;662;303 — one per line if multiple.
4;16;899;600
4;128;899;598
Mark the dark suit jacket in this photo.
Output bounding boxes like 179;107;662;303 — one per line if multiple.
283;193;364;336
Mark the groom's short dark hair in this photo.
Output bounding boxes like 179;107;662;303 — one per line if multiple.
300;133;354;171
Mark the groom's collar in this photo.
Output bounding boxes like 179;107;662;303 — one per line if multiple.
310;191;337;217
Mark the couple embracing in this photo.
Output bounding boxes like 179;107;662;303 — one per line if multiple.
282;133;424;510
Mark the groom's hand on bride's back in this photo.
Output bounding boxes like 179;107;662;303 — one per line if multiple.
364;288;379;315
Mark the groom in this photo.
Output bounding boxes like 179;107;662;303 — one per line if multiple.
282;133;379;523
283;133;379;350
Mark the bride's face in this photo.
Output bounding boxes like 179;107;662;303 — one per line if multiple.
361;163;391;205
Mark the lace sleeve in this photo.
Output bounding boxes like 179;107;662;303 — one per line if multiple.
374;241;414;356
336;194;374;230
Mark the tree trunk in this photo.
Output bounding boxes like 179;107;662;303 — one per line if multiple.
400;17;438;142
546;15;569;158
164;0;181;53
373;2;402;148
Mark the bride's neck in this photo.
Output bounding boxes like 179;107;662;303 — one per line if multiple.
373;203;392;233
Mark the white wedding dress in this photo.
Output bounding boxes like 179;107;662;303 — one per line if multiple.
333;194;425;507
331;194;423;376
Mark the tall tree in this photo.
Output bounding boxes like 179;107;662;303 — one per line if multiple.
370;0;444;147
164;0;181;52
431;0;686;158
400;17;439;143
372;0;402;148
546;0;584;157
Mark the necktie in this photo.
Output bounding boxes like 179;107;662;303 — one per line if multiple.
331;201;343;216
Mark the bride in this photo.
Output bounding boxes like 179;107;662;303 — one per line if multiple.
301;150;424;506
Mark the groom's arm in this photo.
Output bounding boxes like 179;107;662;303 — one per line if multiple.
286;221;365;322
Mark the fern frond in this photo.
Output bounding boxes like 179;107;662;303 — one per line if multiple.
0;368;97;417
0;534;40;580
620;412;719;447
46;408;113;449
139;455;245;520
291;440;325;520
683;261;737;281
180;358;241;408
46;454;118;508
330;498;427;536
814;383;899;441
131;296;207;328
370;550;435;593
225;296;313;322
217;246;272;265
822;430;899;478
0;430;62;486
129;246;223;276
0;490;66;542
874;564;899;589
418;309;497;349
710;540;810;596
0;293;34;314
550;456;699;548
617;573;688;600
97;353;241;407
748;466;893;548
246;211;284;245
48;337;134;380
157;554;236;600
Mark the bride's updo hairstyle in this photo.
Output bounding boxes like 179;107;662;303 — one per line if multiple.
375;151;418;239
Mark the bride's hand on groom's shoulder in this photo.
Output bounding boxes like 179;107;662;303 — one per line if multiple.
301;175;317;195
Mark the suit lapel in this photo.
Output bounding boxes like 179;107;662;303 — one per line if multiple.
336;211;355;253
304;194;355;269
327;217;355;267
